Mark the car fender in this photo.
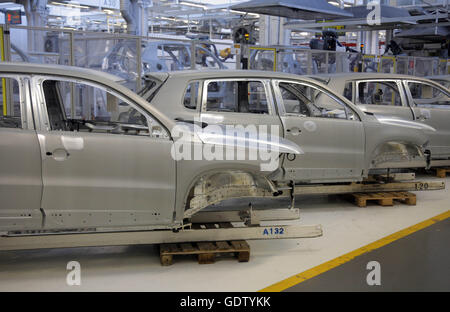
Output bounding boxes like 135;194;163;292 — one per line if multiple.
171;122;303;223
363;118;429;169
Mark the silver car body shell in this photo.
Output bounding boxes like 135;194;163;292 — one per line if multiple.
146;70;429;178
317;73;449;161
0;63;300;233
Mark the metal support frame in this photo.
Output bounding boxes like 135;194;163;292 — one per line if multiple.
136;37;142;90
190;39;197;70
1;24;447;78
0;223;323;251
192;208;300;224
248;46;277;71
69;32;76;118
413;57;417;76
0;177;443;251
0;25;6;116
0;24;12;116
289;180;295;210
188;177;445;219
248;43;450;76
291;180;445;196
2;24;238;81
284;13;450;32
307;51;312;75
379;55;396;74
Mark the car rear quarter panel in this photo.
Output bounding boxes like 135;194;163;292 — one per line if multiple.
363;118;428;168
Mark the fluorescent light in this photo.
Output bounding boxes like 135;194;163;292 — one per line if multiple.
179;1;207;10
229;9;259;17
180;19;199;24
50;2;90;9
230;9;247;14
159;16;177;21
328;1;340;7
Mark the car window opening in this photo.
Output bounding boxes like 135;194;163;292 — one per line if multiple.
42;80;150;136
279;82;351;120
206;80;269;114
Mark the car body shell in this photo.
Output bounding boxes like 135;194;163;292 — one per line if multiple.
0;63;297;233
144;70;430;181
316;73;450;161
426;75;450;89
0;64;430;234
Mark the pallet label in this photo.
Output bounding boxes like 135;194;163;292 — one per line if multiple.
415;182;429;190
263;227;285;236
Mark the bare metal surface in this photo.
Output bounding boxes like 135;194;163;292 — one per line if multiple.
0;63;439;236
293;180;445;195
322;74;450;161
0;224;323;251
191;208;300;223
189;179;444;210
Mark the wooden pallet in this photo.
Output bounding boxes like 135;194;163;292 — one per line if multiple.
346;191;417;207
160;222;250;266
435;167;450;178
160;240;250;266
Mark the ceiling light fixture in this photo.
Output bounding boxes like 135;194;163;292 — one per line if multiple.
160;16;177;21
229;9;259;17
328;1;340;7
179;1;207;10
50;2;90;9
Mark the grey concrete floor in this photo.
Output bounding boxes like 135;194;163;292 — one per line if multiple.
285;218;450;292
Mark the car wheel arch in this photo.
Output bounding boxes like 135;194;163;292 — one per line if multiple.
367;140;426;169
180;169;278;220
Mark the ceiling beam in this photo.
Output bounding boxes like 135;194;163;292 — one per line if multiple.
284;13;449;30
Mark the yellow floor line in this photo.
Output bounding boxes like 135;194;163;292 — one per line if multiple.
259;210;450;292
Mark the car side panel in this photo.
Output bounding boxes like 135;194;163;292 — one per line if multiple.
279;116;365;182
0;128;43;231
411;107;450;158
403;80;450;159
31;75;177;230
0;75;42;231
38;131;176;229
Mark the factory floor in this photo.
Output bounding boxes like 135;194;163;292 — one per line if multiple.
283;217;449;292
0;174;448;292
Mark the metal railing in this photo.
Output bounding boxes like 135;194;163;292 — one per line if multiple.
0;24;237;92
247;45;450;77
1;24;448;92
